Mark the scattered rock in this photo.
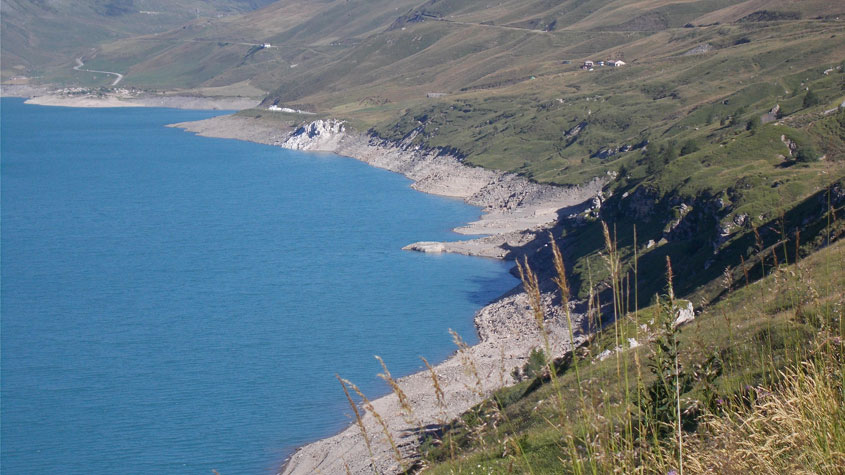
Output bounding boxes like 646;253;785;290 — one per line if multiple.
401;241;445;253
673;301;695;328
780;134;798;157
682;43;713;56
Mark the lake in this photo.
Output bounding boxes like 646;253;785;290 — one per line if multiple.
0;98;516;474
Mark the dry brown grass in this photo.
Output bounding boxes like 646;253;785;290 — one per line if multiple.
677;354;845;474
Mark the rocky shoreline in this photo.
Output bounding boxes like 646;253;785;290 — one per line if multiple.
174;117;603;259
171;114;600;474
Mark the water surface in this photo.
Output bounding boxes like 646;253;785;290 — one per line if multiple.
0;98;516;474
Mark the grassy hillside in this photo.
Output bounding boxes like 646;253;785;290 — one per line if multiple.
82;0;844;334
0;0;276;83
232;1;845;314
419;224;844;473
8;1;844;471
22;0;841;95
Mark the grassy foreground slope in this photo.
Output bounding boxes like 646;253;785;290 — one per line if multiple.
420;226;844;474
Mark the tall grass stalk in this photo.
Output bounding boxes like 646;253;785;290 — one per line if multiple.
602;222;623;381
740;255;750;287
587;259;600;339
665;257;684;475
342;377;406;471
518;250;597;474
420;356;456;463
515;258;566;418
515;259;552;370
449;329;496;455
550;235;583;403
375;356;415;426
449;330;484;399
337;374;377;473
601;222;639;469
632;225;647;469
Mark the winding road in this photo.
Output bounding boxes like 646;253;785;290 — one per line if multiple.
74;57;124;86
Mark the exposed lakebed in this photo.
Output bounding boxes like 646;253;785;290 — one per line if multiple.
0;98;516;474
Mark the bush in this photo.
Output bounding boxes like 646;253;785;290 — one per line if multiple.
746;116;761;134
662;141;678;164
680;139;699;155
803;89;820;108
643;143;662;174
512;347;548;381
795;145;820;162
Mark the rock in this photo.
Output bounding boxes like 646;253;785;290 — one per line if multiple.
402;241;445;253
780;134;798;157
565;121;587;137
283;119;346;151
762;104;780;124
592;147;619;159
682;43;714;56
673;301;695;328
624;186;657;220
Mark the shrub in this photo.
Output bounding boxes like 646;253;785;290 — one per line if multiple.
511;347;548;381
803;89;820;108
680;139;699;155
662;141;678;164
746;116;761;134
795;145;820;162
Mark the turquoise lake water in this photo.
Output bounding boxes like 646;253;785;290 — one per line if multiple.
0;98;516;474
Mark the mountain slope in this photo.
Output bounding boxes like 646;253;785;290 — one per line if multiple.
0;0;276;82
70;0;843;304
5;1;844;472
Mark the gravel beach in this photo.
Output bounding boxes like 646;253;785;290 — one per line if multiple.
1;85;261;110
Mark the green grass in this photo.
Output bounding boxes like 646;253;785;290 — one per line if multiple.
420;231;843;474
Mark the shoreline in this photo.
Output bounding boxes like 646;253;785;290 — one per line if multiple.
1;84;262;110
171;114;600;474
173;116;604;259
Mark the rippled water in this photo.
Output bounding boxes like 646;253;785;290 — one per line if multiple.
0;98;516;474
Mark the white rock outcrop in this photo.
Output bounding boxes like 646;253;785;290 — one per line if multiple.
282;119;346;151
673;301;695;328
279;119;604;257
